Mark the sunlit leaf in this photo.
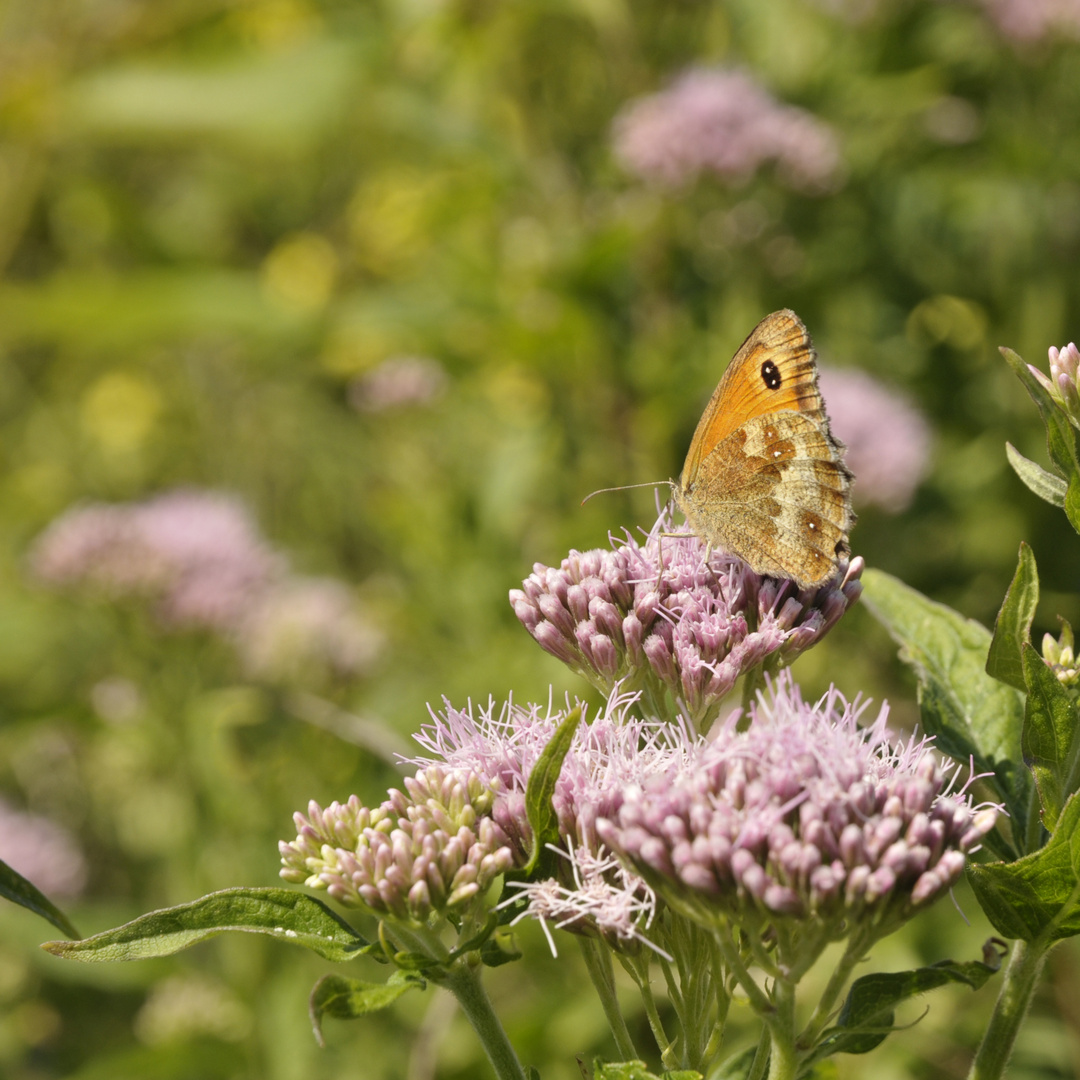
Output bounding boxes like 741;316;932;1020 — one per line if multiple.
42;888;366;963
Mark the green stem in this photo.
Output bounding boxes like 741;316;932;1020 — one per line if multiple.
710;923;775;1025
797;932;867;1048
435;960;528;1080
620;953;674;1066
699;936;730;1071
767;979;798;1080
744;1024;771;1080
968;938;1049;1080
578;937;639;1062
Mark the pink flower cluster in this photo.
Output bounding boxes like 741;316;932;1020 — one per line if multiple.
612;69;841;192
818;368;932;512
597;674;997;930
30;490;380;682
410;693;682;948
280;767;518;922
511;513;862;731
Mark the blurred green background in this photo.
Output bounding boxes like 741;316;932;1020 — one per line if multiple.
1;0;1080;1077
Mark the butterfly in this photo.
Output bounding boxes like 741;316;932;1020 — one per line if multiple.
672;310;855;589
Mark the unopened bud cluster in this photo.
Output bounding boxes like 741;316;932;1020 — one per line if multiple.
597;675;997;934
510;515;862;731
279;767;518;923
1032;342;1080;421
1042;620;1080;690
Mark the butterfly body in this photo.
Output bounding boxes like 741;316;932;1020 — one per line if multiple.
673;310;854;589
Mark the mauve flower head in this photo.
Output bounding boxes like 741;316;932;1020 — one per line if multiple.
348;356;448;413
612;68;841;194
510;510;863;732
0;800;87;899
1031;341;1080;422
280;766;517;924
974;0;1080;42
410;691;687;949
31;490;282;631
410;689;691;856
597;672;997;945
234;576;383;683
818;368;932;513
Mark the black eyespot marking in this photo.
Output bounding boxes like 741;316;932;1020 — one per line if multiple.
761;360;782;390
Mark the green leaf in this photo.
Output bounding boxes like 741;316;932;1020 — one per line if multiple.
1068;473;1080;536
523;705;583;875
814;954;1002;1060
986;543;1039;692
968;791;1080;942
41;887;366;962
861;569;1029;842
0;857;79;939
708;1047;758;1080
479;927;523;967
308;970;424;1047
1001;347;1080;482
590;1062;701;1080
1021;642;1080;831
1006;442;1067;507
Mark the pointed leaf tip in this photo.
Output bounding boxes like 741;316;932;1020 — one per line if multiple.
0;856;80;940
523;705;583;876
986;543;1039;692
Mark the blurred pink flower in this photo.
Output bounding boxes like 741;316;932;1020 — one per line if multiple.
348;356;448;413
31;490;382;683
612;69;841;193
0;800;87;899
31;490;281;631
818;368;932;513
975;0;1080;41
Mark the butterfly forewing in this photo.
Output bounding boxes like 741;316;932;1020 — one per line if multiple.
679;310;826;488
674;309;855;589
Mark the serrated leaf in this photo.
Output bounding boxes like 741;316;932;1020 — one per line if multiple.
309;970;424;1046
41;887;366;962
523;705;583;875
814;956;1001;1060
1021;643;1080;831
861;569;1029;843
968;792;1080;942
0;858;79;939
987;543;1039;692
1005;442;1067;507
1001;347;1080;482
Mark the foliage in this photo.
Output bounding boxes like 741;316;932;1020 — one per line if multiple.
1;0;1080;1078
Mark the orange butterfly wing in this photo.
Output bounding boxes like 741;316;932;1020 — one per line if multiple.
680;310;826;488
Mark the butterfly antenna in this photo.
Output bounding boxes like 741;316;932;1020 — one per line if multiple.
581;480;675;506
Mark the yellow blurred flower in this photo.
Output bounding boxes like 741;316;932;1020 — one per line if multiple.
80;371;161;454
260;231;339;314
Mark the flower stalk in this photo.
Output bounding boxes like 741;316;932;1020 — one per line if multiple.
968;938;1048;1080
